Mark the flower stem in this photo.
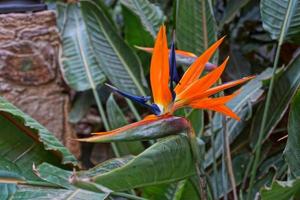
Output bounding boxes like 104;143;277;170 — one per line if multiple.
222;117;238;200
221;118;228;200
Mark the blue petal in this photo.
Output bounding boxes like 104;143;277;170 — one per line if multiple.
169;41;180;84
169;35;180;99
106;84;151;104
149;104;161;115
106;84;161;115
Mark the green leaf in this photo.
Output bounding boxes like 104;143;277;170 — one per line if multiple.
29;162;147;199
0;97;77;196
120;0;165;38
261;179;300;200
80;0;147;96
78;116;190;142
176;0;217;54
122;5;154;47
0;97;77;172
11;188;108;200
143;180;200;200
106;94;144;155
284;89;300;178
57;3;106;91
121;4;153;75
74;136;196;191
261;0;300;43
0;159;24;199
251;54;300;146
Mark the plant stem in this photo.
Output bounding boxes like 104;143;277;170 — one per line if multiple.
242;156;254;189
246;0;294;197
221;152;227;200
208;111;218;199
222;117;238;200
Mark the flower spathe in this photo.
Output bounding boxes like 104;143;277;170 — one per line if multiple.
78;25;254;142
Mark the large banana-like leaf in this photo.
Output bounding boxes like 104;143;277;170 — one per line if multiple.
283;89;300;178
120;0;164;38
0;97;77;198
80;0;147;96
250;54;300;145
261;0;300;43
57;3;106;91
74;136;197;191
176;0;217;55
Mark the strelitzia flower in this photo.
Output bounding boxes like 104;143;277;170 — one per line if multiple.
79;26;254;142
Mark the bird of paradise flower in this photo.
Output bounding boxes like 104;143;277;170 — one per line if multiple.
78;25;254;142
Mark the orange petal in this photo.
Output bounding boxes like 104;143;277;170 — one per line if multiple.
178;76;255;104
174;37;225;94
188;90;240;108
177;57;229;100
208;105;240;121
135;46;197;58
150;25;172;112
189;96;240;120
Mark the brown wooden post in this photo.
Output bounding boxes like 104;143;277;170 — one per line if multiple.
0;10;80;157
